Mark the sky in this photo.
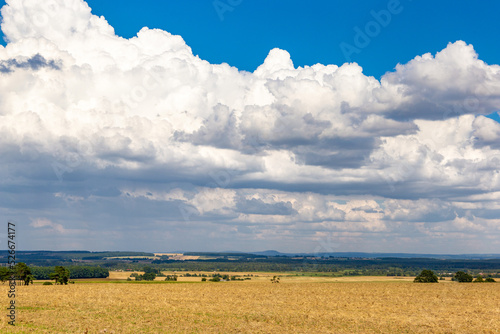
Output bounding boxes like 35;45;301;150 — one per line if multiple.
0;0;500;254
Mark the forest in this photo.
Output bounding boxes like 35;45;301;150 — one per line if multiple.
1;251;499;278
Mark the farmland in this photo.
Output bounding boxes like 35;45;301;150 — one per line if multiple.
1;276;499;333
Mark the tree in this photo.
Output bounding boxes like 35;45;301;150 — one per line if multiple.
0;267;11;283
454;271;473;283
143;266;159;275
14;263;33;285
142;272;156;281
414;270;438;283
484;277;496;283
49;266;70;285
474;275;484;283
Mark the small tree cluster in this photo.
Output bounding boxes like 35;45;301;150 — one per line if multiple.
454;271;473;283
413;270;438;283
208;274;231;282
473;275;496;283
0;263;34;285
271;276;280;283
49;266;70;285
128;267;159;281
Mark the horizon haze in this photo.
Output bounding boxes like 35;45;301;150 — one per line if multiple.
1;0;500;254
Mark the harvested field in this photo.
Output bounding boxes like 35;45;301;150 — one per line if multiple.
1;280;499;333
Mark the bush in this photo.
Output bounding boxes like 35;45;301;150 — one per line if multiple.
454;271;473;283
271;276;281;283
43;282;53;285
142;272;156;281
201;278;207;282
414;270;438;283
485;277;496;283
49;266;70;285
473;275;484;283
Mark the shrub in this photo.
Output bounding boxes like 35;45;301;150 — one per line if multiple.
142;272;156;281
49;266;70;285
485;277;496;283
201;278;207;282
43;282;53;285
454;271;473;283
473;275;484;283
271;276;281;283
414;270;438;283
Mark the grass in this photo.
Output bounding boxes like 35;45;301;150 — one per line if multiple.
1;278;499;333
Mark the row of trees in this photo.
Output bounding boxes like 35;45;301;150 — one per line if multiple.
452;271;496;283
128;268;254;282
31;266;109;279
0;263;34;285
1;264;110;285
0;263;71;285
414;270;497;283
129;267;160;281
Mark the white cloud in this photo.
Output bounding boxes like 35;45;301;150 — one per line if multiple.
1;0;500;253
30;218;67;234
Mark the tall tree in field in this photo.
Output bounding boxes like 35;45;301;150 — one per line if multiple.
14;262;34;285
413;269;438;283
0;267;11;283
454;271;473;283
49;266;70;285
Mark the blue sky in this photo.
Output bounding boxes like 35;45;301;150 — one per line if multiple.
1;0;500;253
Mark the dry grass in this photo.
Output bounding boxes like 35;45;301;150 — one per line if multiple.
1;280;499;333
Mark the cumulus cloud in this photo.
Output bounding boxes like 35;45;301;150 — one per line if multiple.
30;218;68;234
1;0;500;253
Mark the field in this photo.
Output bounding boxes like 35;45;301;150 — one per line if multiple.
1;276;499;333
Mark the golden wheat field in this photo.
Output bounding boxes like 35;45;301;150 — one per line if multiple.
1;278;499;333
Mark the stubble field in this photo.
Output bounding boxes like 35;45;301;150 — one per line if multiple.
1;279;499;333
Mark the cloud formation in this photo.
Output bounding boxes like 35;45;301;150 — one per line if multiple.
1;0;499;253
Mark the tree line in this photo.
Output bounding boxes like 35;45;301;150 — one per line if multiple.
414;270;497;283
0;263;34;285
0;263;70;285
0;263;109;284
31;266;109;279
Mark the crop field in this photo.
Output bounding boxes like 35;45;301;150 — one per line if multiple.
1;278;499;333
